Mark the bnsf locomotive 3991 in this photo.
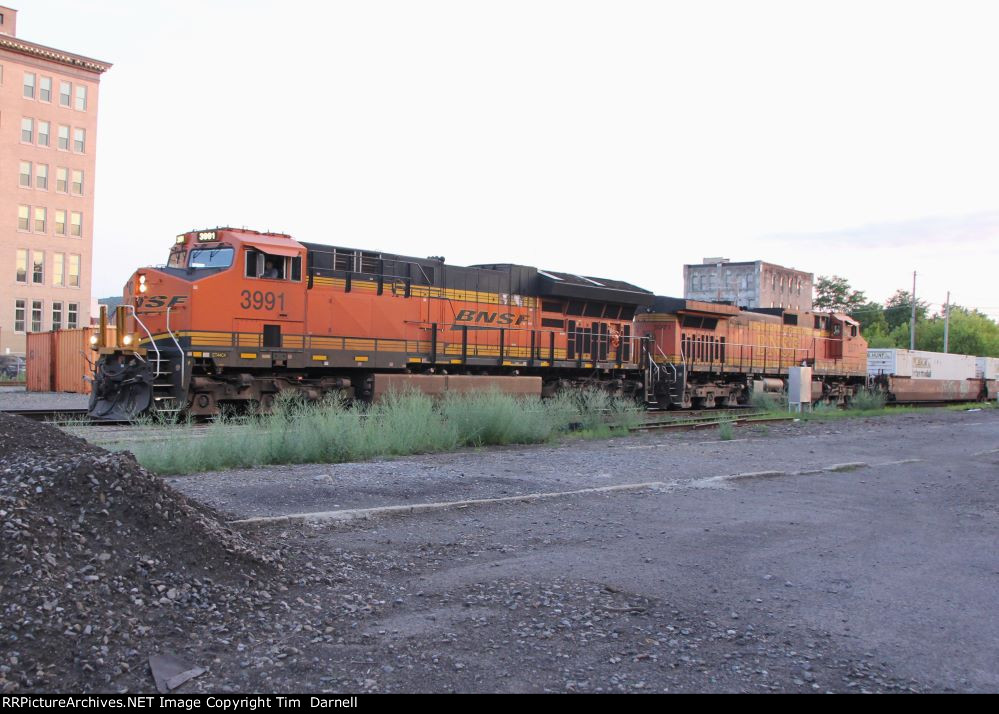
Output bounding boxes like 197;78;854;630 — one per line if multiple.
89;228;654;419
89;227;873;420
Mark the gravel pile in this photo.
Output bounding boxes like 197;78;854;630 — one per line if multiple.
0;414;279;692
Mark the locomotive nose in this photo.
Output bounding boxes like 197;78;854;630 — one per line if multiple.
87;269;191;420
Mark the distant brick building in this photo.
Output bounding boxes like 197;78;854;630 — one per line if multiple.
683;258;814;312
0;6;111;354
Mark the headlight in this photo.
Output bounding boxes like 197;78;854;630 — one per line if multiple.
122;334;133;346
89;335;98;346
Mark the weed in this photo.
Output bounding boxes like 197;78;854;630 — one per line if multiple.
846;389;886;411
127;388;642;474
750;391;786;412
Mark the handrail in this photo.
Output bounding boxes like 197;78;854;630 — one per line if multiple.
166;305;185;384
122;304;160;373
653;342;677;381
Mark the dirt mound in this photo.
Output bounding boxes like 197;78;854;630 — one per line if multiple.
0;414;279;692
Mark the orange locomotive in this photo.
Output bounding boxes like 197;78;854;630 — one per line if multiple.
635;296;869;409
89;228;654;419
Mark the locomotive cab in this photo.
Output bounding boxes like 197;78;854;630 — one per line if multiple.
89;228;308;419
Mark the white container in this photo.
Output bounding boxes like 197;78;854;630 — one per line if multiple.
867;349;905;377
976;356;999;380
867;349;976;380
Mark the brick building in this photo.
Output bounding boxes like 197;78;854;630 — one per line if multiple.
683;258;814;312
0;6;110;355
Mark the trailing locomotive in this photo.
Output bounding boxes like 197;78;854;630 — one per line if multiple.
635;297;869;409
89;228;654;420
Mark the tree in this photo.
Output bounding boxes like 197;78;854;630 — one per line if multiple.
883;290;929;331
810;277;999;356
813;275;867;312
849;300;889;343
915;306;999;356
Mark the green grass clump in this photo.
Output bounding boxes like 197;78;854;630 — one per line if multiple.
846;388;886;411
809;401;839;415
717;421;735;440
750;391;787;412
126;388;641;474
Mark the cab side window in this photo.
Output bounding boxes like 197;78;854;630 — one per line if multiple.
245;249;302;281
245;249;261;278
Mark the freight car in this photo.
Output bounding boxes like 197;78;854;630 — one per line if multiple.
88;228;654;420
867;348;998;402
636;297;869;409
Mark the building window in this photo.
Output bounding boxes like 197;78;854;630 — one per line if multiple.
19;161;32;188
21;117;33;143
56;167;68;192
38;120;50;146
16;249;27;283
55;210;67;235
53;253;64;286
68;302;79;329
60;81;71;107
23;72;35;99
52;302;63;330
57;125;69;150
15;299;26;333
36;164;48;190
73;128;86;153
32;251;44;283
40;76;52;102
34;207;47;233
75;85;88;111
68;254;80;287
70;212;82;237
18;205;30;231
31;300;43;332
72;170;84;195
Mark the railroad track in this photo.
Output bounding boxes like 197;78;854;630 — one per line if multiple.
630;411;796;432
7;401;984;445
59;409;793;446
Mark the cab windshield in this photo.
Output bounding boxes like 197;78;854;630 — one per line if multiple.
167;248;187;268
188;247;234;269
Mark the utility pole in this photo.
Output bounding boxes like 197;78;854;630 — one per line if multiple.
909;271;917;351
943;291;950;354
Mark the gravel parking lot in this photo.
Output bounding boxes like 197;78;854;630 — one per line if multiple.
154;408;999;693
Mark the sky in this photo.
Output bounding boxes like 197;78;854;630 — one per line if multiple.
18;0;999;319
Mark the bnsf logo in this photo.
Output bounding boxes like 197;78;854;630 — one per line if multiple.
134;295;187;308
455;309;528;326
